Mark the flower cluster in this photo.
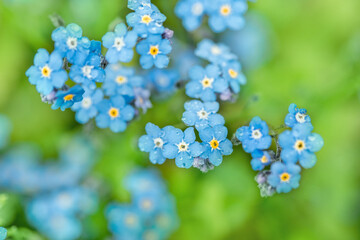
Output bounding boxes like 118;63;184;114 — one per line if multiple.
25;0;175;133
235;103;324;195
175;0;248;32
26;187;98;240
106;169;178;240
139;40;242;171
0;227;6;240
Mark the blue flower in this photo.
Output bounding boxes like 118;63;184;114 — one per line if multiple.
185;64;228;101
25;49;67;95
69;53;105;89
126;6;166;38
175;0;206;31
51;85;84;111
51;23;91;64
103;64;144;98
0;227;7;240
148;69;180;93
102;23;138;64
278;123;324;168
250;150;273;171
136;34;172;69
71;87;104;124
222;61;246;93
162;127;204;168
207;0;248;32
138;123;169;164
199;125;233;166
90;40;102;56
95;96;135;133
182;100;225;130
128;0;151;10
134;88;152;113
195;39;237;65
267;162;301;193
285;103;311;128
235;116;272;153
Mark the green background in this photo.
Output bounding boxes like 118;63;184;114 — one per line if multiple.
0;0;359;239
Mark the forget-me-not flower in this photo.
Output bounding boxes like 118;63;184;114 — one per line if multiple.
71;87;104;124
186;64;228;101
267;162;301;193
26;49;67;95
175;0;206;31
51;85;84;111
222;60;246;93
199;125;233;166
250;150;273;171
182;100;225;130
235;116;272;153
162;127;204;168
102;23;138;64
136;34;172;69
285;103;312;128
95;96;135;133
148;69;180;93
195;39;237;65
51;23;91;64
279;123;324;168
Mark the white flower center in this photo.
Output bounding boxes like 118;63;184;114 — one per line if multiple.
125;213;137;226
156;76;169;86
81;97;92;109
197;109;209;120
113;37;125;51
294;140;306;152
82;65;94;78
192;2;204;16
211;45;221;55
252;129;262;139
66;37;78;49
141;199;153;210
176;140;189;152
295;112;306;123
116;75;128;85
153;138;164;148
201;76;214;89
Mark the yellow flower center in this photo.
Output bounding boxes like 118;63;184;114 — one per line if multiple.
149;46;159;56
141;199;153;210
220;5;231;16
201;77;213;88
63;94;74;101
280;172;291;182
108;107;119;118
261;155;268;163
210;138;219;149
142;15;152;24
41;65;51;78
125;214;137;226
228;69;238;78
116;75;127;85
294;140;306;151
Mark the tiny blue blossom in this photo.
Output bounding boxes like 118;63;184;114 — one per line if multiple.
285;103;311;128
235;116;272;153
186;64;228;101
103;64;144;98
134;88;152;113
195;39;237;65
69;53;105;89
199;125;233;166
175;0;206;31
136;34;172;69
138;123;169;164
148;69;180;93
222;61;246;93
51;85;84;111
250;150;273;171
102;23;138;64
182;100;225;130
279;123;324;168
51;23;91;64
267;162;301;193
207;0;248;33
95;96;135;133
162;127;204;168
71;88;104;124
25;49;67;95
126;6;166;38
128;0;151;10
90;40;102;56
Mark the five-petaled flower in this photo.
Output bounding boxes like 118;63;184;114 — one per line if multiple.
51;85;85;111
175;0;206;31
285;103;312;128
267;162;301;193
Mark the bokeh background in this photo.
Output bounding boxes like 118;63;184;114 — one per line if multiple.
1;0;360;239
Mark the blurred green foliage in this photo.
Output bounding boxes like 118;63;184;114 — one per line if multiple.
0;0;359;239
